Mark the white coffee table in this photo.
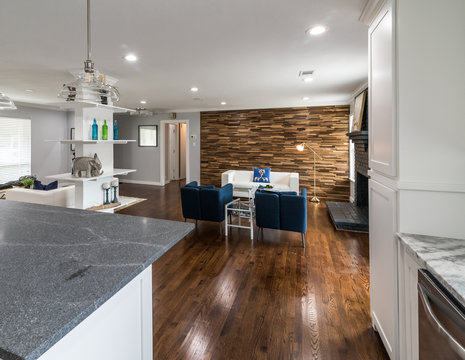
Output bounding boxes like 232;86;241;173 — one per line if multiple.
225;199;255;240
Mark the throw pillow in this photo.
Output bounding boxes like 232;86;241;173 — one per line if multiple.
44;181;58;191
33;180;58;191
253;167;270;183
33;180;45;190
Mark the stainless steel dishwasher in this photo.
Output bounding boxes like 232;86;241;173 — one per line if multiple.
418;269;465;359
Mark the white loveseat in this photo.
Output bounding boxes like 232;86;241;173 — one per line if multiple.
221;170;299;198
6;185;75;208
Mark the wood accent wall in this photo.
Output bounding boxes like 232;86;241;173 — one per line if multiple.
200;106;350;201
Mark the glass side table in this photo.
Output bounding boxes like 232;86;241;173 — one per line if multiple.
225;198;255;240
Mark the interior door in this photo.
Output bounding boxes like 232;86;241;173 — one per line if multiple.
168;124;179;181
179;123;186;179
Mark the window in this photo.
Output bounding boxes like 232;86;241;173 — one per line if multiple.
0;117;31;183
138;125;158;147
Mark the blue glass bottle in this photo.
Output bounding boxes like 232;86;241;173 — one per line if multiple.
113;120;119;140
91;118;98;140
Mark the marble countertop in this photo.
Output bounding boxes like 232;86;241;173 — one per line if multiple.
398;233;465;308
0;201;194;360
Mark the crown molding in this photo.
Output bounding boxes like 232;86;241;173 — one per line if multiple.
359;0;386;26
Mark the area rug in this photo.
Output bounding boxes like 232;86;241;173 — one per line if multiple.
113;196;147;212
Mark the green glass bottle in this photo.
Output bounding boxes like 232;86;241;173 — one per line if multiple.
102;119;108;140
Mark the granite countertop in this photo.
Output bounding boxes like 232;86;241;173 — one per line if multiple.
0;201;194;360
398;233;465;308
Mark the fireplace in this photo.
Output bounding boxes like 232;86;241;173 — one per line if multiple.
326;130;369;232
356;172;368;207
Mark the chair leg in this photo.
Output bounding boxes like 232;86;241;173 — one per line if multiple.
219;222;222;235
184;218;186;222
301;233;306;248
195;219;198;227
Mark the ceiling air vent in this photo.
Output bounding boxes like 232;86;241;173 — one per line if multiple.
299;70;315;83
299;70;314;77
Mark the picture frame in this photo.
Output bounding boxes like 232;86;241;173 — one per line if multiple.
352;90;367;132
138;125;158;147
70;128;75;151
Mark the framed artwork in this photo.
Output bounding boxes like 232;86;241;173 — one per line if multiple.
353;90;367;132
70;128;75;151
138;125;158;147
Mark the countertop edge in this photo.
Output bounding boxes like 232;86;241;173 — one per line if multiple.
397;232;465;309
23;223;194;360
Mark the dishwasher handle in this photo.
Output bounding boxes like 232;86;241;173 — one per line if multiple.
418;282;465;358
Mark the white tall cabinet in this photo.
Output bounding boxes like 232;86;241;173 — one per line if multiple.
368;3;398;358
368;0;465;359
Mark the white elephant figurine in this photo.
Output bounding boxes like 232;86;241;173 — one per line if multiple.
72;153;103;178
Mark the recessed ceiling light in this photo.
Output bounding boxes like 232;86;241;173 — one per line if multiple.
302;97;310;101
25;89;33;93
303;77;313;83
124;54;138;62
307;26;327;36
220;101;227;105
190;87;199;92
140;100;146;104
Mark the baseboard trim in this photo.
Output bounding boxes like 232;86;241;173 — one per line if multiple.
119;179;163;186
371;311;393;357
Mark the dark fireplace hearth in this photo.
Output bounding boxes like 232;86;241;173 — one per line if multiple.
356;172;368;207
326;130;369;232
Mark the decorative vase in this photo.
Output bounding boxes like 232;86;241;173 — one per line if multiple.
91;118;98;140
113;120;118;140
102;120;108;140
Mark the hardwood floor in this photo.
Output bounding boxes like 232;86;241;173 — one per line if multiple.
118;181;388;360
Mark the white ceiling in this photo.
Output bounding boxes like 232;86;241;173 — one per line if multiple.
0;0;368;112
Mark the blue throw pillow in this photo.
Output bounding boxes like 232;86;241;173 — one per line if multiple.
33;180;58;191
44;181;58;191
253;168;270;183
33;180;45;190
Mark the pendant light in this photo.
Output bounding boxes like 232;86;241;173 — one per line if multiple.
0;92;17;110
58;0;119;104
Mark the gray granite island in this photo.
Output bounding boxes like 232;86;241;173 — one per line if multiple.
398;233;465;308
0;200;194;360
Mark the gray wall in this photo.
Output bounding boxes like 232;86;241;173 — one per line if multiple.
114;111;201;185
0;105;72;182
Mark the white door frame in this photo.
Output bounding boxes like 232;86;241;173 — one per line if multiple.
159;120;190;186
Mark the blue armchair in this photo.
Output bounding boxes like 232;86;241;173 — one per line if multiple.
255;188;307;247
180;181;233;225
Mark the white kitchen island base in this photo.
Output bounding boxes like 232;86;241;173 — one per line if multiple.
38;266;153;360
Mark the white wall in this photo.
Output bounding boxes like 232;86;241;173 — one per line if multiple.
114;112;201;185
0;104;71;182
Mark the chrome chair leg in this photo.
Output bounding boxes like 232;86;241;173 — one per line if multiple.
302;233;306;248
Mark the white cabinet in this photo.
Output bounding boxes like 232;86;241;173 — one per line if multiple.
398;240;420;360
369;2;397;177
369;179;398;359
38;266;153;360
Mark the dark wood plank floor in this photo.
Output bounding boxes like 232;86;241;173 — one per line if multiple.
118;181;388;360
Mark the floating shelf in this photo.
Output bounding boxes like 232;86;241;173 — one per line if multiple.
45;139;136;145
45;169;136;183
47;101;136;113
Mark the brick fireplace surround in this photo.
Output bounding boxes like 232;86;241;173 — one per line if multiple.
326;131;369;232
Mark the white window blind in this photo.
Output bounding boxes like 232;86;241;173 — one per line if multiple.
0;117;31;183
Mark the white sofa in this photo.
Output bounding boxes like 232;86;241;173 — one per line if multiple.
221;170;299;198
6;185;75;208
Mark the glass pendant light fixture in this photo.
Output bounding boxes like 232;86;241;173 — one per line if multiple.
58;0;119;104
0;92;17;110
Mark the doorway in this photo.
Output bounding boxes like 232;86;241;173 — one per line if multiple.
159;120;189;186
